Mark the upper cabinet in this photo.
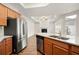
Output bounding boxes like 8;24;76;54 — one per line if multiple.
8;8;18;18
8;8;20;18
0;4;20;26
0;4;7;26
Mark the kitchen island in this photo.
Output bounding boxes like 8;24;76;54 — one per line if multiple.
36;33;79;55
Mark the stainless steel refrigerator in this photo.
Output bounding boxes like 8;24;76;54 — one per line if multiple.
4;17;27;53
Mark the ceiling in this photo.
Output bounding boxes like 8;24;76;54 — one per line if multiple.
3;3;79;23
3;3;79;17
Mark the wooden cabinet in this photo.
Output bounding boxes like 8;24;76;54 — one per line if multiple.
44;37;69;55
0;4;7;26
0;37;12;55
71;52;78;55
0;40;5;55
0;4;20;26
8;8;18;18
5;37;12;55
0;43;1;54
44;38;52;55
70;45;79;55
52;39;69;49
53;45;68;55
37;35;79;55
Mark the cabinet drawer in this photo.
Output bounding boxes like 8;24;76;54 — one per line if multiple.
51;39;69;49
71;45;79;54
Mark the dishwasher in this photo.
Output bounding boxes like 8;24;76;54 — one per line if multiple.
36;35;44;54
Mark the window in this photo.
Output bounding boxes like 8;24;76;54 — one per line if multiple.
65;14;77;38
55;20;62;35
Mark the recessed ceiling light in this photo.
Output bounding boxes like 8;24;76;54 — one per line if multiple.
20;3;49;8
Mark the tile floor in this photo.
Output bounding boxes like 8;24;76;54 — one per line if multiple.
18;35;42;55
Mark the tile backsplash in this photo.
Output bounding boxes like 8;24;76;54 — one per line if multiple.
0;26;4;36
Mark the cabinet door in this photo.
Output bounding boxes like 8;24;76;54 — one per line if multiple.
0;4;7;26
0;40;5;55
5;37;12;55
8;8;17;18
53;45;68;55
71;45;79;54
44;38;52;55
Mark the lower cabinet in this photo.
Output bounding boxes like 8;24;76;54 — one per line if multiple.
0;40;5;55
71;52;78;55
5;37;12;55
0;37;12;55
70;45;79;55
37;35;79;55
53;45;68;55
44;37;69;55
44;38;52;55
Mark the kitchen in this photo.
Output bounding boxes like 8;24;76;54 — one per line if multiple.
0;3;79;55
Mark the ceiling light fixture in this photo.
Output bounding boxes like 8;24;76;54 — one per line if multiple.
20;3;49;8
66;14;77;19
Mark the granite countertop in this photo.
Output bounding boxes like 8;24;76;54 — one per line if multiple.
0;36;13;42
36;33;79;46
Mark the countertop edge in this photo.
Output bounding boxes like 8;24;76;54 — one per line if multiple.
0;36;13;42
36;34;79;47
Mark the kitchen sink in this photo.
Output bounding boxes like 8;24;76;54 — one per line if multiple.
49;35;69;40
50;35;59;38
58;37;69;40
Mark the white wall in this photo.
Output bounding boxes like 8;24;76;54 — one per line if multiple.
40;20;55;35
34;22;41;34
48;22;55;34
76;13;79;42
39;16;55;34
29;16;56;35
0;26;4;36
26;18;35;38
